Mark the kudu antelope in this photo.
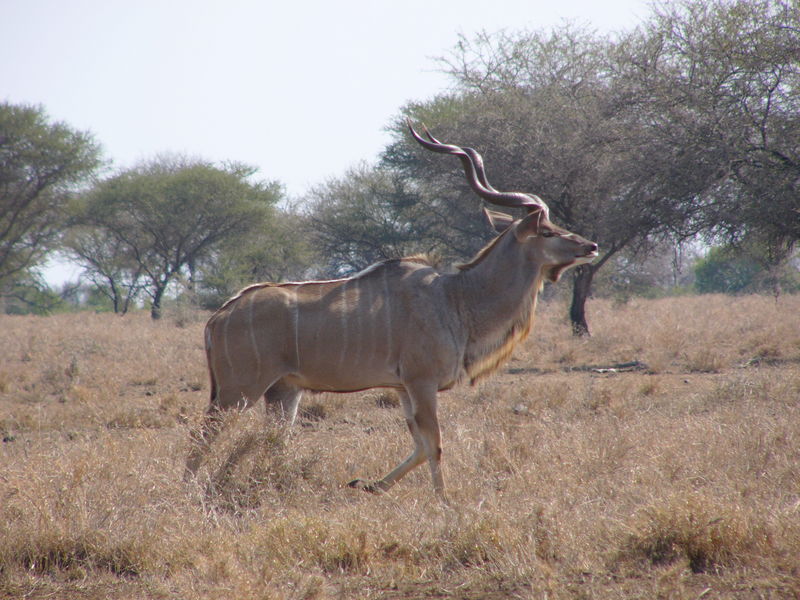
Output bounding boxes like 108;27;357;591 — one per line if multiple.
185;122;598;500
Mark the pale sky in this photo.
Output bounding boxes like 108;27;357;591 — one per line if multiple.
2;0;650;283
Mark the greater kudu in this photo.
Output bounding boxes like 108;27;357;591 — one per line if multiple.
185;122;598;500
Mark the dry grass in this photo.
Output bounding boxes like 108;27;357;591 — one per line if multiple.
1;295;799;599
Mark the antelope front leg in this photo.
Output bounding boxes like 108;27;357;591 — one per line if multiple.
408;383;446;501
349;382;447;501
349;390;425;494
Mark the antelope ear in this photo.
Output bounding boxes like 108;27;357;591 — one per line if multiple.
514;208;544;241
482;207;515;233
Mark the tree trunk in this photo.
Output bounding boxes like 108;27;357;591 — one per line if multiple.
150;285;165;320
109;279;121;314
121;288;134;315
570;264;595;337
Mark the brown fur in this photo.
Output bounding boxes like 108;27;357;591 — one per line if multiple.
456;228;511;272
463;284;538;384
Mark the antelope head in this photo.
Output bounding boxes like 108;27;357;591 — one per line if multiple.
407;120;598;282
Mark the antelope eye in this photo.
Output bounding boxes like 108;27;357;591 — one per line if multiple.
541;231;557;238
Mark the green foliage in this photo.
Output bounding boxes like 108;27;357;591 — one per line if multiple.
69;156;282;318
621;0;799;248
694;244;800;295
306;163;447;276
197;210;314;309
2;276;67;315
0;102;102;288
79;284;119;313
62;225;145;314
694;247;762;294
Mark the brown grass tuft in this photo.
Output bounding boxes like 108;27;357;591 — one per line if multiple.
615;492;773;573
371;390;401;409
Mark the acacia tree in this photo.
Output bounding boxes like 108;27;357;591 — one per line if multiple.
196;208;314;309
72;157;281;318
617;0;800;285
0;102;101;291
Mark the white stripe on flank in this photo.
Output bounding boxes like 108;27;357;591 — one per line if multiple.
363;277;371;361
338;280;349;369
248;291;261;379
204;326;213;353
222;313;233;370
383;269;392;365
292;289;301;369
352;278;362;365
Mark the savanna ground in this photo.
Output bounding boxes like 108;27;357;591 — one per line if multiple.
1;294;799;599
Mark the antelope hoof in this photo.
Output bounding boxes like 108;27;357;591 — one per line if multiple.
347;479;384;494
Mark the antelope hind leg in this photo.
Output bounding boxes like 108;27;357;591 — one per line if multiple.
184;379;274;480
264;378;302;426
